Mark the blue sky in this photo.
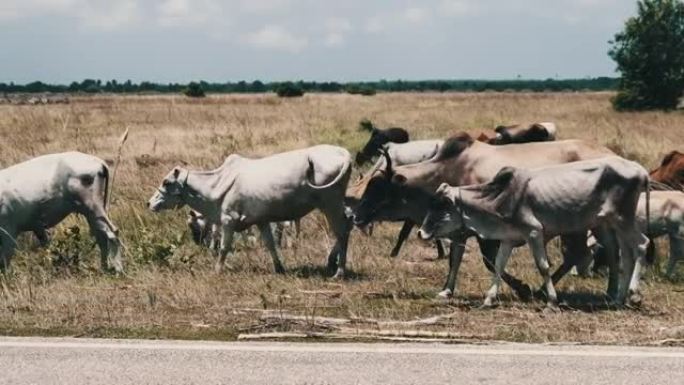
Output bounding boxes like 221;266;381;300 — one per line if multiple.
0;0;637;83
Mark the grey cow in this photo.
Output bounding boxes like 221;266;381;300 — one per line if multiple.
419;157;650;307
0;152;123;273
148;145;352;277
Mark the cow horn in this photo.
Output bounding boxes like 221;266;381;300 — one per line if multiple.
380;148;393;178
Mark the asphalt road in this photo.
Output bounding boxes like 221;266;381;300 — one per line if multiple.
1;337;683;385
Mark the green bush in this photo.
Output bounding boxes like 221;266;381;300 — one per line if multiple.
346;85;376;96
184;82;206;98
275;82;304;97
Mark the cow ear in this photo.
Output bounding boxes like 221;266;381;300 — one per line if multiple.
189;210;197;218
392;174;407;185
661;151;681;167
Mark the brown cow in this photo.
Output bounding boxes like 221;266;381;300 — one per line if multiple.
650;151;684;190
476;122;556;145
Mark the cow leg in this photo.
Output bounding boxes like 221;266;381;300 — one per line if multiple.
439;233;467;298
435;240;446;259
0;226;18;273
258;223;286;274
84;214;123;274
483;242;514;307
208;223;219;251
439;242;465;298
34;228;50;247
272;222;285;249
550;233;589;285
322;205;351;279
594;226;620;299
623;229;649;306
666;228;684;278
389;221;414;257
477;237;531;300
528;231;558;309
216;221;235;273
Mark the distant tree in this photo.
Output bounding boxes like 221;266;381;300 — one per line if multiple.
275;82;304;97
609;0;684;110
251;80;267;92
184;82;206;98
345;84;376;96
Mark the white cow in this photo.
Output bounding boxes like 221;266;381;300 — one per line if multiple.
0;152;123;273
148;145;352;277
419;157;650;307
187;210;300;250
591;190;684;278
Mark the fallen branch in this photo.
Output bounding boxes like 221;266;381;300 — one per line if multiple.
260;311;351;326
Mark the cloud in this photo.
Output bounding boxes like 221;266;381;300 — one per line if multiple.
323;17;352;47
156;0;221;27
401;7;430;24
364;16;384;33
0;0;140;30
440;0;476;16
242;25;308;53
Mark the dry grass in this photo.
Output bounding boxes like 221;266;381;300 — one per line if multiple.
1;92;683;344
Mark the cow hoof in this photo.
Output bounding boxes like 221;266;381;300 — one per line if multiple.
436;289;453;299
543;302;560;313
214;264;224;274
275;266;286;275
515;284;533;301
481;298;498;309
628;292;643;308
332;269;345;280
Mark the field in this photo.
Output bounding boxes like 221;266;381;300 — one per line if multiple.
1;92;683;345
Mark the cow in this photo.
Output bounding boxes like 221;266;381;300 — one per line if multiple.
187;210;300;250
352;133;615;299
591;190;684;278
348;141;445;258
148;145;352;278
476;122;557;145
355;121;412;166
418;157;650;308
351;123;557;259
0;152;123;273
650;151;684;190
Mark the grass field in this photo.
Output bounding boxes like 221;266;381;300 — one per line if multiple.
0;92;683;344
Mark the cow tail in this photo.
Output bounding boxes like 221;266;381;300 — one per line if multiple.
645;176;653;264
102;163;110;211
306;157;352;190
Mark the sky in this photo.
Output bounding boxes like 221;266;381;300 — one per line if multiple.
0;0;638;83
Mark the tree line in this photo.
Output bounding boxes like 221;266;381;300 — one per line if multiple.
0;77;619;95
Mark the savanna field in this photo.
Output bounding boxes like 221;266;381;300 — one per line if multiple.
1;92;683;344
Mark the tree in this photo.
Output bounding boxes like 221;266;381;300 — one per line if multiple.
609;0;684;110
184;82;206;98
275;82;304;97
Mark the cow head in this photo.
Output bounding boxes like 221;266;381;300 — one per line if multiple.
651;151;684;190
352;150;422;226
148;166;190;212
490;123;554;145
355;126;410;166
418;183;463;240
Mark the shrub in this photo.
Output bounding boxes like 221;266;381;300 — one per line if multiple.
275;82;304;97
346;85;376;96
184;82;206;98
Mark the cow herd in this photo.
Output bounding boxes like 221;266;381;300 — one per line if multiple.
1;121;683;309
